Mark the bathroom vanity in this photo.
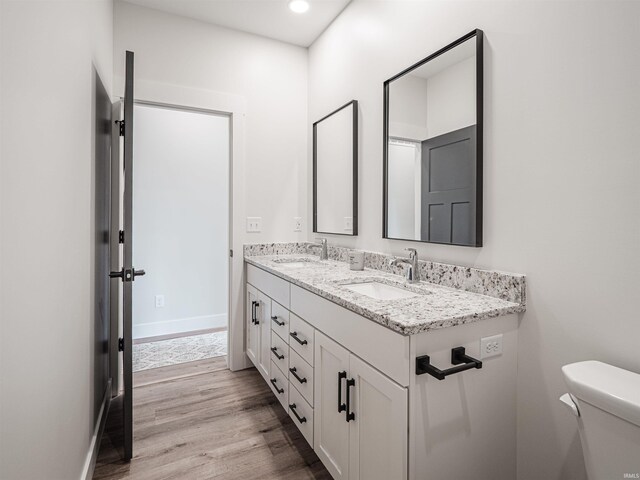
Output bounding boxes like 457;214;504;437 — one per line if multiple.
244;243;525;480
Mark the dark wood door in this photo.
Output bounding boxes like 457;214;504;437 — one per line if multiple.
107;51;142;462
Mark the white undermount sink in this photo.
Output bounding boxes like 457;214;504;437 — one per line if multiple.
272;257;323;269
342;281;418;301
278;262;312;269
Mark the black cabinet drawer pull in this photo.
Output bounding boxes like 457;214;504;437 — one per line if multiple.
271;315;285;326
270;378;284;394
289;367;307;384
337;371;347;413
271;347;284;360
290;331;308;346
415;347;482;380
289;403;307;424
345;378;355;422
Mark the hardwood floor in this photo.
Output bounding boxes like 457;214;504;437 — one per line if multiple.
94;357;331;480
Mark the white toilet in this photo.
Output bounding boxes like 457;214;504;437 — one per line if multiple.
561;360;640;480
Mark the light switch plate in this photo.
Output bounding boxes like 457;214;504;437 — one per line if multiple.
480;334;503;359
247;217;262;233
294;217;302;232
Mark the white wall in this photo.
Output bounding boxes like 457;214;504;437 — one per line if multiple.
389;74;429;141
0;1;113;479
426;55;475;138
114;0;308;242
387;141;419;239
308;2;640;479
132;104;229;339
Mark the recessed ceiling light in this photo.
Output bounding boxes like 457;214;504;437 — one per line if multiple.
289;0;310;14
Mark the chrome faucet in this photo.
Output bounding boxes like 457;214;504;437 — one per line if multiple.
309;238;328;260
390;248;421;284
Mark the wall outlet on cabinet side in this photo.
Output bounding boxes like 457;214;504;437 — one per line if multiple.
480;334;503;359
294;217;302;232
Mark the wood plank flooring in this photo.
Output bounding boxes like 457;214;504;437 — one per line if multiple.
94;357;331;480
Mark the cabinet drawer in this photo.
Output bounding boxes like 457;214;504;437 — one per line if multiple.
247;264;290;308
289;314;315;366
269;360;289;411
288;382;314;447
270;331;289;375
270;301;290;343
291;284;410;387
289;349;314;406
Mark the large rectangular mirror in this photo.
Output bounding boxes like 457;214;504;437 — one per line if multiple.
383;30;483;246
314;100;358;235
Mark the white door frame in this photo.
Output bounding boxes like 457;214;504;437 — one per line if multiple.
113;77;250;371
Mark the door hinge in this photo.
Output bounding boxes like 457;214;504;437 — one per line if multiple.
230;249;233;258
118;337;125;352
119;230;125;244
115;120;125;137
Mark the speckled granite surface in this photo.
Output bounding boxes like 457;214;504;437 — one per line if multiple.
244;243;526;336
244;242;526;304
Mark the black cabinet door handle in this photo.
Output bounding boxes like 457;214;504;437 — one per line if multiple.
271;347;284;360
289;367;307;384
345;378;355;422
251;301;257;324
290;331;308;346
271;315;285;326
254;301;260;325
270;378;284;394
337;371;347;413
289;403;307;424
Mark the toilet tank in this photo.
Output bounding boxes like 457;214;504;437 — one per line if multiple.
562;361;640;480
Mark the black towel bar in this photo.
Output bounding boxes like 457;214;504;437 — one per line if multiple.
416;347;482;380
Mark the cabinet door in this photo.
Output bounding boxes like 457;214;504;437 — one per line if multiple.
246;285;259;368
348;354;408;480
314;331;350;480
257;291;272;379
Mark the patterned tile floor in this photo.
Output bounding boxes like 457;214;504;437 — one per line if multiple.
133;331;227;372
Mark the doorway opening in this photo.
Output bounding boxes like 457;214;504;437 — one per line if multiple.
130;103;231;373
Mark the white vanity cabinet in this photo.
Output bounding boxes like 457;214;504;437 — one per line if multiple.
315;332;407;480
257;291;272;380
245;262;519;480
245;284;260;368
245;285;272;381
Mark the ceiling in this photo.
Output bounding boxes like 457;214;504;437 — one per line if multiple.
123;0;351;47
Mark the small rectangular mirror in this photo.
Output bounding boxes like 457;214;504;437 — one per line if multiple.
383;30;483;246
314;100;358;236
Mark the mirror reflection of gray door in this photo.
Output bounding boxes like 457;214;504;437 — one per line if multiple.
421;125;476;245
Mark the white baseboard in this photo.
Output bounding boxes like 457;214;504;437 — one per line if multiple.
80;379;111;480
133;313;227;339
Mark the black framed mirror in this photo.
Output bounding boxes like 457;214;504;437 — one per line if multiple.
313;100;358;236
383;29;483;246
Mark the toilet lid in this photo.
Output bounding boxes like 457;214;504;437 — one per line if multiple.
562;360;640;427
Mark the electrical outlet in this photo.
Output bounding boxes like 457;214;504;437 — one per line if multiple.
344;217;353;231
246;217;262;233
155;295;165;308
294;217;302;232
480;334;503;359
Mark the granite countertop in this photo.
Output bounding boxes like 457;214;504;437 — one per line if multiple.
245;253;525;336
